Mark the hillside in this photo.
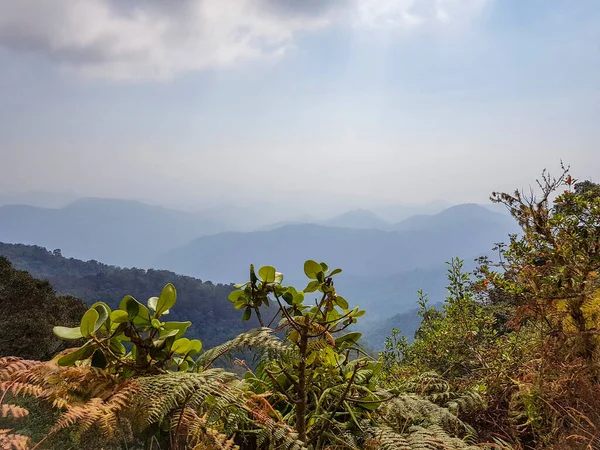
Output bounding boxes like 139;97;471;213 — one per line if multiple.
0;242;257;348
158;204;518;284
392;203;513;232
0;256;87;360
0;198;226;268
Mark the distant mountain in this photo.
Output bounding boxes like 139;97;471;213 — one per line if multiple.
322;209;390;230
392;203;514;232
158;204;518;284
0;198;226;267
372;200;451;223
0;190;78;208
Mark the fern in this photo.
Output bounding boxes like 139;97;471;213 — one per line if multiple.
195;328;288;369
0;429;30;450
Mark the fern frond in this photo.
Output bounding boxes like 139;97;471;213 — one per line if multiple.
195;328;287;369
1;404;29;419
0;429;30;450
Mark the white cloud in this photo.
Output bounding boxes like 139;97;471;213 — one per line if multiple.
0;0;490;81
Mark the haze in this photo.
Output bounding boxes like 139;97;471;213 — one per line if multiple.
1;0;599;215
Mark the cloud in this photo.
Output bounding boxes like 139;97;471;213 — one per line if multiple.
0;0;490;81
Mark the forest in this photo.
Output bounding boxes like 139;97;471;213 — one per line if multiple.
1;167;600;450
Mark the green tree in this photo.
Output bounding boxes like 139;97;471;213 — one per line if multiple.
0;257;87;360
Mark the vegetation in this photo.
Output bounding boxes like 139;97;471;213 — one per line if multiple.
0;257;87;360
1;166;599;449
0;243;257;349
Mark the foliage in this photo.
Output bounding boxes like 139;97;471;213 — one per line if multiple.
382;168;600;449
0;257;87;360
0;242;258;348
0;262;493;450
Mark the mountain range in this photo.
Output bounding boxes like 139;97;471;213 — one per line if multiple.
0;198;225;268
0;198;518;319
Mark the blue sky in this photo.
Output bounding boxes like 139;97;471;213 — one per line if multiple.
0;0;598;212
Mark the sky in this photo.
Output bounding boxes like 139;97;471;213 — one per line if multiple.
0;0;599;213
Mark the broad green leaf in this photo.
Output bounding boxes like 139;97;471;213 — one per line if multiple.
288;330;299;343
179;360;189;372
172;338;190;354
161;321;191;339
258;266;276;283
57;343;96;366
233;298;247;310
335;296;349;310
320;262;329;272
335;332;362;347
151;318;161;329
120;295;139;319
110;310;129;324
53;326;83;340
109;338;126;355
293;292;305;305
330;268;342;276
274;272;284;283
90;302;110;331
233;282;248;289
187;339;202;355
147;296;158;311
228;290;246;302
304;260;323;279
242;307;252;322
305;280;321;293
282;292;294;305
80;308;99;338
156;283;176;316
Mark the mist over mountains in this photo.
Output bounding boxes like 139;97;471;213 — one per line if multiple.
0;196;517;321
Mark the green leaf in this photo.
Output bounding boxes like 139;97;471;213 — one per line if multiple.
172;338;190;354
282;292;294;305
258;266;276;283
335;332;362;347
147;296;158;311
57;343;96;366
90;302;110;330
161;321;191;339
233;282;248;289
353;309;366;317
242;307;252;322
335;296;349;310
228;290;246;302
293;292;305;305
151;318;161;329
233;298;247;310
288;330;299;343
156;283;176;316
109;338;126;355
110;310;129;324
330;268;342;276
120;295;139;319
320;262;329;272
304;260;323;279
53;326;83;340
274;272;284;283
250;264;258;283
187;339;203;355
80;308;99;338
305;280;321;293
179;360;189;372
